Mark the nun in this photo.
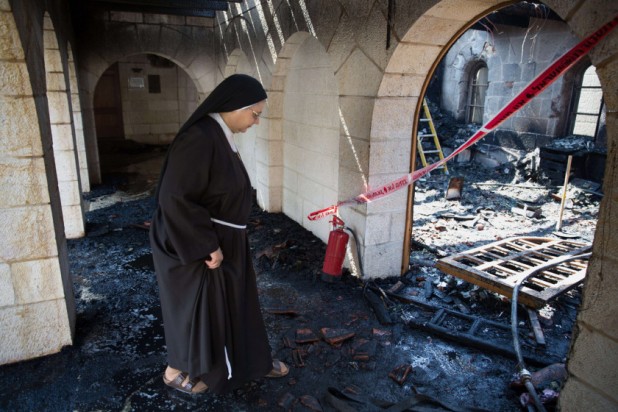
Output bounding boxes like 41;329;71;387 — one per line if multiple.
149;74;288;395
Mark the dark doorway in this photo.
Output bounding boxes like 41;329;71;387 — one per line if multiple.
94;62;125;140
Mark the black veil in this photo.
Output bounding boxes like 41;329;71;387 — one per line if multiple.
177;74;267;135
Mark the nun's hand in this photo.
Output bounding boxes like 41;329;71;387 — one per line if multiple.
205;248;223;269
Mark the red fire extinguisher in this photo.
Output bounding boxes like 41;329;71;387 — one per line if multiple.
322;216;349;282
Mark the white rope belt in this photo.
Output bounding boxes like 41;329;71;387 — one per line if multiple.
211;218;247;229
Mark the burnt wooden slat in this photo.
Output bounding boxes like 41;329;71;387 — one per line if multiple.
435;236;591;308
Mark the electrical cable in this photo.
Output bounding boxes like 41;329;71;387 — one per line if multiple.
510;250;591;412
344;226;365;279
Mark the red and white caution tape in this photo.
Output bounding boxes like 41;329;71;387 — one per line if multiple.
308;16;618;221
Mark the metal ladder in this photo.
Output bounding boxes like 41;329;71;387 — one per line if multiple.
417;99;448;174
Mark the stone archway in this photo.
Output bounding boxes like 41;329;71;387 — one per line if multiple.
85;51;210;185
0;5;73;365
372;1;618;409
369;0;512;277
77;20;219;185
91;53;201;187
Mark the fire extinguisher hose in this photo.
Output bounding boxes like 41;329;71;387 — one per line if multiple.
341;225;395;324
343;226;364;279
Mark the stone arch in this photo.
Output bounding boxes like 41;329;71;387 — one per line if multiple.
78;27;218;184
373;4;618;407
0;4;72;364
369;0;512;277
440;25;496;121
43;12;85;239
442;39;490;122
67;43;89;192
270;32;339;242
84;40;216;100
89;52;208;105
88;52;205;182
464;59;489;124
219;10;272;89
372;0;617;277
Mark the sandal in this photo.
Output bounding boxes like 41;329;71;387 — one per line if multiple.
163;371;208;395
265;359;289;378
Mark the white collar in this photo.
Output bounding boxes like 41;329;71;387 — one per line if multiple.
208;112;237;152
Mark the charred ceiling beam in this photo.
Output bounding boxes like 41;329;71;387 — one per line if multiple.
90;0;236;17
471;2;562;31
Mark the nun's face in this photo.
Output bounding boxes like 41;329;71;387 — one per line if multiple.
222;100;266;134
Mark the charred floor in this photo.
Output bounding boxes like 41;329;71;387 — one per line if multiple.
0;141;599;412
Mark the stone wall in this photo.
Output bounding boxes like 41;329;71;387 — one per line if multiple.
441;18;579;139
555;4;618;409
117;54;198;145
1;0;75;364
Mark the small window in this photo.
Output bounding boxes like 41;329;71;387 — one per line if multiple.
569;65;604;139
148;74;161;94
466;63;488;124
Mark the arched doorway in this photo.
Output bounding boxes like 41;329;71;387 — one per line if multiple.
92;54;200;195
0;5;73;365
373;1;617;409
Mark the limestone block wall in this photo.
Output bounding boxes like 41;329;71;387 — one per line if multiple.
44;13;85;239
553;1;618;408
486;19;578;136
1;0;75;364
67;45;90;193
280;34;339;242
441;18;579;138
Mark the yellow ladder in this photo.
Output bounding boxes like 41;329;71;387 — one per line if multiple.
417;99;448;174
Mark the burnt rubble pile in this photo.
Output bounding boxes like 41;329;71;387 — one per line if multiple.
0;181;576;411
408;159;598;318
243;202;573;411
423;98;607;187
413;162;599;255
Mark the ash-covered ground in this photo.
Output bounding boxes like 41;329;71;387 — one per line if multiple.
0;144;598;411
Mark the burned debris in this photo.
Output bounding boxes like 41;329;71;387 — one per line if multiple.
256;177;588;411
4;115;601;412
0;159;592;412
394;99;601;410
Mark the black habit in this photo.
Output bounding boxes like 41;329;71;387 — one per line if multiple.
149;75;272;394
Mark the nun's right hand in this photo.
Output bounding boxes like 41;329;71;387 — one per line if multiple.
205;247;223;269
